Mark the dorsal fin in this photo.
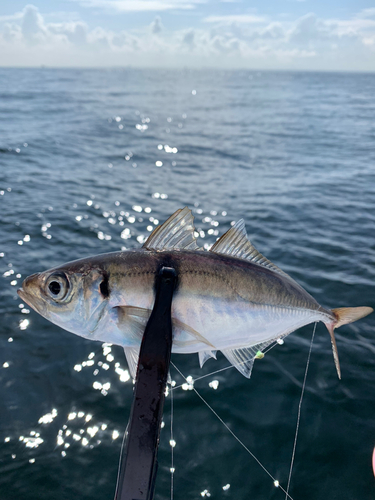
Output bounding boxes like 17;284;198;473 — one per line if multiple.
210;219;289;277
142;207;199;251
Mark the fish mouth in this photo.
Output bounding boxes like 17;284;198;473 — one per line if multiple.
17;287;36;310
17;287;27;301
17;273;43;312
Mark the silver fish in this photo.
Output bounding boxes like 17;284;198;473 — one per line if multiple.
18;207;373;379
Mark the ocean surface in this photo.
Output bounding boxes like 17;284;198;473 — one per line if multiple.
0;68;374;500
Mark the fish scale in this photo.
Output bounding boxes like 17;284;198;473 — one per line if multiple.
18;207;373;380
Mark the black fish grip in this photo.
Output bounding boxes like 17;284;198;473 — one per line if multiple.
114;266;177;500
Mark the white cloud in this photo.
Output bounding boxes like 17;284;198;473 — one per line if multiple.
21;4;47;42
150;16;163;34
288;13;332;45
356;8;375;19
203;15;265;24
49;21;89;45
0;12;24;22
71;0;203;12
182;28;195;47
0;5;374;70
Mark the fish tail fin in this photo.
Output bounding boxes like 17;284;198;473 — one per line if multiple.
325;306;373;380
331;306;373;329
325;322;342;380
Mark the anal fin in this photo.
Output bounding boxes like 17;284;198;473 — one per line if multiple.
198;350;217;368
124;346;140;380
221;338;278;378
221;348;255;378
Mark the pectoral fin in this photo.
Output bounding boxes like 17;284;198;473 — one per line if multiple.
115;306;149;342
116;305;215;350
120;305;151;321
172;317;215;349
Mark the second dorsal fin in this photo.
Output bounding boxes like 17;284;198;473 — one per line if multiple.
142;207;199;251
210;219;289;277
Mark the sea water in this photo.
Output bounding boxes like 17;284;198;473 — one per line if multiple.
0;68;374;500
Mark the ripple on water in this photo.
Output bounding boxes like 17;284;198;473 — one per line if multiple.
1;68;374;500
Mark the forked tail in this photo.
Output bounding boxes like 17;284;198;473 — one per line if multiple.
325;306;373;379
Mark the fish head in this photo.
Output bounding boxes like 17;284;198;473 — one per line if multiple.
18;263;109;340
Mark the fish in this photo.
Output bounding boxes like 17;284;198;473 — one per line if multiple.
18;207;373;380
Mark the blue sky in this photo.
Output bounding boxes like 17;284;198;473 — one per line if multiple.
1;1;375;70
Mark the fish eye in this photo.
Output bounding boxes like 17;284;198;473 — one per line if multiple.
46;272;70;302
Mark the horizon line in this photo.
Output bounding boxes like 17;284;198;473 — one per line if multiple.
1;65;375;74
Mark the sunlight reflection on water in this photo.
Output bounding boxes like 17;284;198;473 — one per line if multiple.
1;68;374;500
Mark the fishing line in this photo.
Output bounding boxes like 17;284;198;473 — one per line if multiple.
172;339;281;389
173;364;239;389
170;381;175;500
285;322;316;500
171;361;295;500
